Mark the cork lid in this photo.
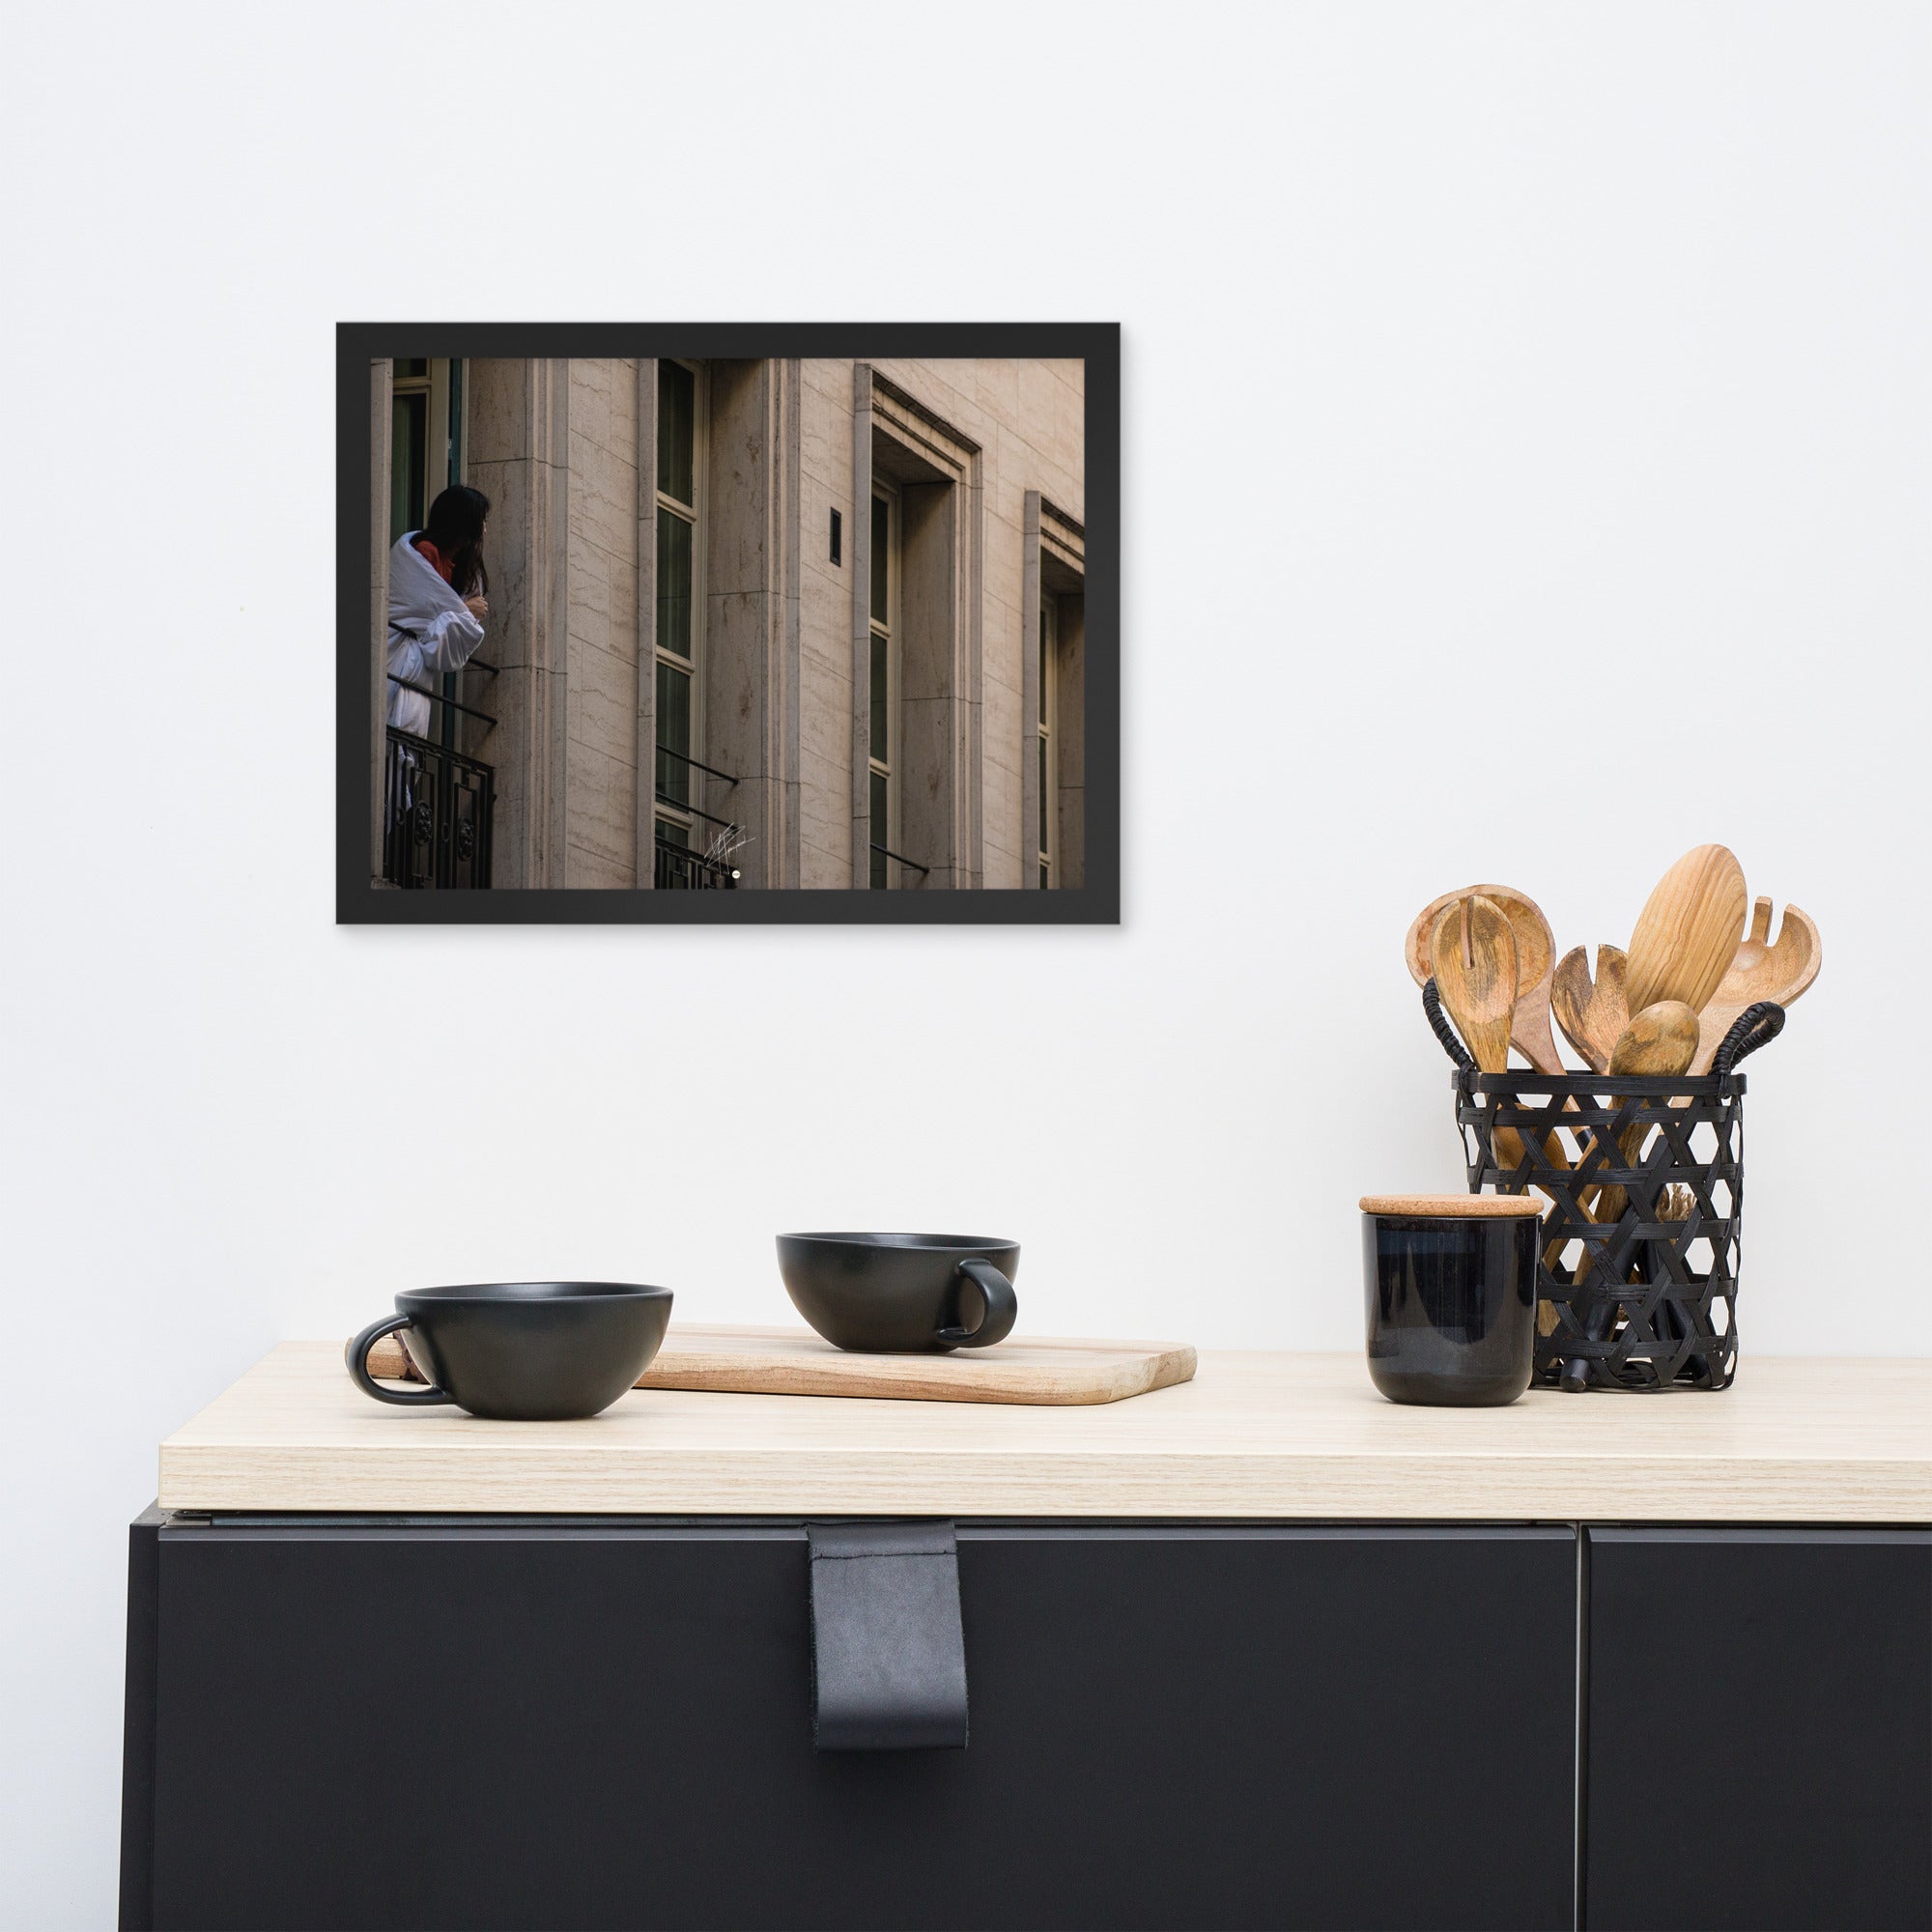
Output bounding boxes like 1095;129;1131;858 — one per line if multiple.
1359;1193;1545;1218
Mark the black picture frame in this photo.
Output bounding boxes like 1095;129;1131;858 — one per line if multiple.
337;322;1120;924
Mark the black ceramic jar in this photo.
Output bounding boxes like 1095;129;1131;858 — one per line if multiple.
1360;1195;1544;1406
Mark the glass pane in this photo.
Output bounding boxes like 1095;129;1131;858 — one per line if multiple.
1043;591;1059;723
870;495;888;625
656;661;691;809
1038;735;1049;853
870;771;888;890
657;511;694;662
444;358;464;487
1040;864;1050;890
390;391;426;542
394;358;428;379
658;360;696;506
869;633;888;763
656;817;688;850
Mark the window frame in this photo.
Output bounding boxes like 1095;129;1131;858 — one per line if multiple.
653;357;708;852
1037;589;1058;889
868;479;901;888
389;359;467;537
390;358;469;749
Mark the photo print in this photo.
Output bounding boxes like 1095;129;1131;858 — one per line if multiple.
337;324;1118;923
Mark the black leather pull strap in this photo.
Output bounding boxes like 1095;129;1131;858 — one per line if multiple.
807;1520;968;1751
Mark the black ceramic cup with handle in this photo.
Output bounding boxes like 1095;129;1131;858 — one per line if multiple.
776;1234;1019;1353
344;1282;673;1420
1360;1195;1542;1406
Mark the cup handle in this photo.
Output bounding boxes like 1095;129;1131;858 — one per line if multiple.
938;1258;1018;1349
345;1315;454;1406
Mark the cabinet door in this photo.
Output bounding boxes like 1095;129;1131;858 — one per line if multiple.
1585;1528;1932;1932
133;1520;1577;1932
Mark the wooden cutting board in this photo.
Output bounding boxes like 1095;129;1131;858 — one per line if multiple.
363;1323;1197;1407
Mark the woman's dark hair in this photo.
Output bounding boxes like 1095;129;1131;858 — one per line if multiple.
423;484;491;597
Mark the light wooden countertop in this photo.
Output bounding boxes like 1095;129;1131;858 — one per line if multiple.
156;1343;1932;1522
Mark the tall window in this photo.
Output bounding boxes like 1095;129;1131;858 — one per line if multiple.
1037;592;1058;888
655;359;704;852
868;486;898;888
389;359;465;544
390;358;468;748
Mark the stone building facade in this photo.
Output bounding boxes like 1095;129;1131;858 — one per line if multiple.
367;356;1085;891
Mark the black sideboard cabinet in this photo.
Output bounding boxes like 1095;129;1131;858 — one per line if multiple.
120;1514;1930;1932
1585;1528;1931;1932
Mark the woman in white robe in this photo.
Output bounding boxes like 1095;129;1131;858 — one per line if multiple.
386;484;491;737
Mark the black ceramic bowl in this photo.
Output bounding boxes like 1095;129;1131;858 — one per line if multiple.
1360;1197;1541;1406
777;1233;1020;1353
345;1282;673;1420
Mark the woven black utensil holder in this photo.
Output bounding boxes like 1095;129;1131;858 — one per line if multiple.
1453;1068;1746;1389
1425;987;1787;1392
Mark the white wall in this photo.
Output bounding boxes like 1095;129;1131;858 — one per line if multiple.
3;4;1927;1920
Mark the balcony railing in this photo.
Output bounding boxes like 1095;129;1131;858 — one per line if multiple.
654;837;738;891
653;742;741;889
384;727;494;889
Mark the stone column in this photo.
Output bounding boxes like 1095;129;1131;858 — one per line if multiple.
703;359;800;890
849;363;873;887
966;454;984;891
634;358;658;885
781;356;803;889
468;358;570;889
1019;490;1041;889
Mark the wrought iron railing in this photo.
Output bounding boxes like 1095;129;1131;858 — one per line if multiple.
655;742;738;807
870;842;930;887
384;728;494;889
654;837;738;891
653;743;742;889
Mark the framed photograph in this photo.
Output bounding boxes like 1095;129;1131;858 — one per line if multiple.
336;323;1118;923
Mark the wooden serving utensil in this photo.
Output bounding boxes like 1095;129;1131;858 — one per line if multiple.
1561;1001;1702;1390
1606;996;1701;1094
1585;999;1703;1222
1551;944;1631;1076
1431;894;1580;1203
1429;895;1575;1188
1690;897;1821;1073
1624;844;1749;1017
1428;896;1516;1074
1406;884;1564;1074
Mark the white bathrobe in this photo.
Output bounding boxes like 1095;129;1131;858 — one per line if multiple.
386;532;486;736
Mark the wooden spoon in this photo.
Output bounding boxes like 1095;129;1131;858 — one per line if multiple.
1551;945;1630;1076
1561;1001;1702;1390
1690;897;1821;1073
1610;1001;1701;1076
1625;845;1749;1017
1406;884;1563;1074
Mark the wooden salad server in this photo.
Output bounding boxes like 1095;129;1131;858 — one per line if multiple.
1428;895;1517;1075
1690;897;1821;1074
1407;884;1564;1075
1429;894;1577;1184
1430;895;1563;1178
1551;945;1630;1077
1624;844;1749;1018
